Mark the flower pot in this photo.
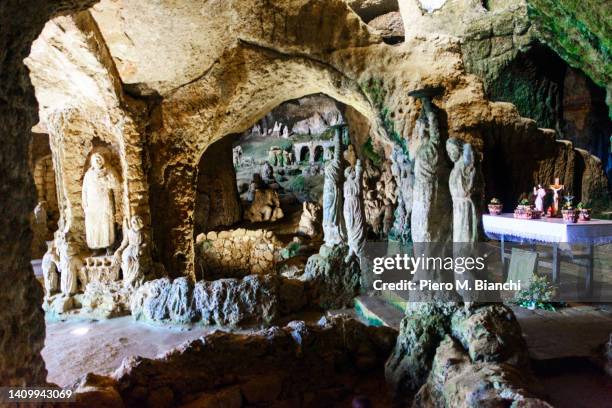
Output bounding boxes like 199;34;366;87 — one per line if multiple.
561;209;578;223
578;208;591;221
514;205;539;219
488;203;503;215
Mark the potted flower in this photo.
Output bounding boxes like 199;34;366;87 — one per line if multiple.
513;275;561;311
561;196;578;223
488;197;503;215
577;201;591;221
514;198;539;219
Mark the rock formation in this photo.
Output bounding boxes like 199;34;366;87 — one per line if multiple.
386;303;548;406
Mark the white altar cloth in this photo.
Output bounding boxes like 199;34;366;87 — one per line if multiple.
483;214;612;245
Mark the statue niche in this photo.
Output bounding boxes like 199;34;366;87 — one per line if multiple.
81;152;121;251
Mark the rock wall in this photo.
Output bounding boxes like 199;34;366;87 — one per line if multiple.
195;228;284;280
0;0;97;387
75;316;397;407
386;303;548;406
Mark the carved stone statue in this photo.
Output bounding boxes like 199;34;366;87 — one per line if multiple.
343;159;366;262
42;240;60;297
364;190;383;235
323;128;345;246
56;234;82;296
114;215;149;289
343;144;357;167
246;189;284;222
447;138;479;243
410;94;451;243
261;161;274;182
247;173;264;202
390;146;413;243
232;146;243;168
82;153;120;250
297;202;322;238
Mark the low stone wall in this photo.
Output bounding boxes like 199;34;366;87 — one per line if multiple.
130;275;307;327
195;228;284;280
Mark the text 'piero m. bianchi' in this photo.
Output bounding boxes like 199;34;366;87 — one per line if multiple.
370;254;522;292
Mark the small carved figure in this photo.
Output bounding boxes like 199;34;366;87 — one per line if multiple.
56;235;82;296
343;159;366;262
232;146;243;168
297;202;322;238
447;138;479;243
247;189;284;222
42;240;60;297
364;190;383;234
343;144;357;167
114;215;149;289
82;153;120;250
262;161;274;181
247;173;264;202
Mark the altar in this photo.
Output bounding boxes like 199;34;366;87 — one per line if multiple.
483;214;612;295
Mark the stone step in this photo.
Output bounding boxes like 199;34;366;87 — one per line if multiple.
354;295;404;330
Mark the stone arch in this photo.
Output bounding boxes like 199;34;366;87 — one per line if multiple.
314;145;325;162
148;44;384;278
299;145;311;163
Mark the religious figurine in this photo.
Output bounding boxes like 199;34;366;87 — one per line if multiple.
390;146;413;243
446;138;479;243
246;189;284;222
81;153;120;250
343;144;357;167
262;161;274;182
281;125;290;139
42;240;60;297
322;128;346;246
297;202;322;238
114;215;149;289
533;184;546;213
343;159;366;262
364;190;383;235
549;177;564;217
56;234;82;296
232;146;243;168
247;173;264;202
409;90;451;243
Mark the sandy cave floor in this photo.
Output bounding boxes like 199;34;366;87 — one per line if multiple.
43;317;223;387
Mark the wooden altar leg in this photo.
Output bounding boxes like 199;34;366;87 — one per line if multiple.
552;243;560;284
585;244;594;296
